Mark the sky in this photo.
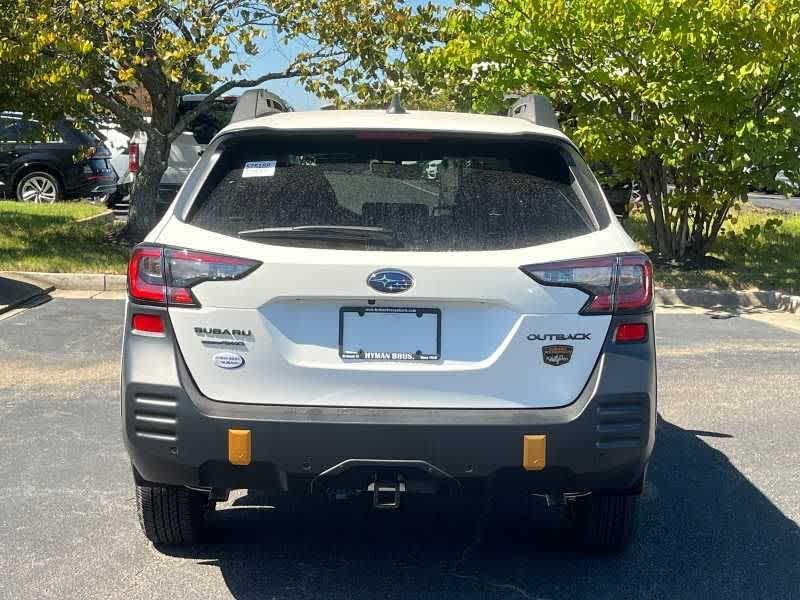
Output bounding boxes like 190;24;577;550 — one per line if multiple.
216;36;323;111
216;1;452;111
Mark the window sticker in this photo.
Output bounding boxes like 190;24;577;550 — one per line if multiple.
242;160;276;178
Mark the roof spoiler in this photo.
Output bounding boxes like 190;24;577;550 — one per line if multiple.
507;95;560;130
229;89;284;124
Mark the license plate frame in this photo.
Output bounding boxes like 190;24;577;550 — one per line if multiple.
338;306;441;361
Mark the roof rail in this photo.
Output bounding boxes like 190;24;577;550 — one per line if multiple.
507;95;560;130
229;89;291;124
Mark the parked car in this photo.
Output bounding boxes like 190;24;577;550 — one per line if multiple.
126;90;291;214
0;114;116;202
774;170;800;195
96;123;132;208
122;94;655;552
747;166;800;195
602;183;634;220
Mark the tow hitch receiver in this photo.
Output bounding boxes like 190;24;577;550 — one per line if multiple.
368;474;406;509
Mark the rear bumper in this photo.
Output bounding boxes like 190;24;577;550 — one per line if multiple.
65;176;117;198
122;310;656;496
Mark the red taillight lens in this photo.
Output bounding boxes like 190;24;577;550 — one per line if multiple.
128;143;139;173
128;246;166;304
614;322;648;343
521;254;653;314
165;249;260;307
127;245;260;308
616;255;653;312
131;313;165;334
521;256;615;314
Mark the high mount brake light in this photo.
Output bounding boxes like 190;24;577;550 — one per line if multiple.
356;132;433;141
127;246;260;308
521;254;653;315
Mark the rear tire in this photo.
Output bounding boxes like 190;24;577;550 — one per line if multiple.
135;484;209;545
568;493;639;553
16;171;62;203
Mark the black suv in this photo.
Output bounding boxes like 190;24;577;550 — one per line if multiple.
0;116;116;202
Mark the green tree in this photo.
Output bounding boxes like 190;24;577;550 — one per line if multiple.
3;0;438;240
0;0;95;121
408;0;800;260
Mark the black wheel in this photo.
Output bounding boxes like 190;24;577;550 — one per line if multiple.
16;171;62;203
135;484;209;545
568;493;639;553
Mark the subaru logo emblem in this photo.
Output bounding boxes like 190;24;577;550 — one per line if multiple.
367;269;414;294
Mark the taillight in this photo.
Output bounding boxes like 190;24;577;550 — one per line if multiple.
520;253;653;315
127;245;260;308
128;143;139;173
165;248;260;307
616;255;653;311
128;246;165;303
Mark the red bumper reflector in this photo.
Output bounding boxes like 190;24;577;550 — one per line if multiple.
131;314;165;334
614;323;648;343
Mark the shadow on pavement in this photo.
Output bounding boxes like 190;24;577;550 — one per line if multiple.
158;417;800;599
0;274;53;314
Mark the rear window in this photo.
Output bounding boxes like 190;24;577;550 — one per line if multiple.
186;135;610;251
0;121;64;143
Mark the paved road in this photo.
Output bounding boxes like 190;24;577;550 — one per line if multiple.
1;298;799;599
748;192;800;213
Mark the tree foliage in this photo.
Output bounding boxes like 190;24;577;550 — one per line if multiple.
408;0;800;259
0;0;94;121
2;0;438;240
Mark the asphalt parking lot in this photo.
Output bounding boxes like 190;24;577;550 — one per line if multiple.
1;297;799;600
749;192;800;213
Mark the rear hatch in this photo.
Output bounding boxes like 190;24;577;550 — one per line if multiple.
153;131;640;409
57;122;116;184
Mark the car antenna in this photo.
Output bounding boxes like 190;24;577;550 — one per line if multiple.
386;93;407;115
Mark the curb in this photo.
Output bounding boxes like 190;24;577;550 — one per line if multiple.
655;288;800;313
75;209;115;225
0;271;126;292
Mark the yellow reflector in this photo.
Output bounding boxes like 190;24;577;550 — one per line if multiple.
228;429;251;466
522;435;546;471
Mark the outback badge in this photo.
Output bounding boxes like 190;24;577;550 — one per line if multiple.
542;345;573;367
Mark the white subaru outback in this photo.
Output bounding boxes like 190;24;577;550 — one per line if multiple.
122;96;656;552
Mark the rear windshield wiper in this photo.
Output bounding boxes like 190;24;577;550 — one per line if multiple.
238;225;403;247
